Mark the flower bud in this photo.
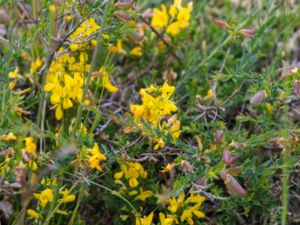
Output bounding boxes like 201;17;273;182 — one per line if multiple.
250;90;267;105
212;19;230;30
181;160;194;173
238;29;256;37
293;80;300;96
215;130;224;146
222;149;230;164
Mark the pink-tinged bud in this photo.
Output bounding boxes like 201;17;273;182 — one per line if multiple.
293;80;300;96
220;169;247;197
228;141;247;149
212;19;230;30
114;12;131;21
222;149;230;164
238;29;256;37
229;155;240;164
250;90;267;105
215;130;224;146
142;8;153;19
196;176;206;186
181;160;194;173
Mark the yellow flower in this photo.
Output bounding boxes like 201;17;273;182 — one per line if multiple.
204;89;214;100
154;138;165;150
159;212;176;225
69;18;100;51
168;192;185;213
174;0;182;9
24;137;37;158
130;47;143;57
135;212;153;225
28;160;37;171
166;22;181;36
8;80;16;89
30;58;43;74
181;204;205;225
130;82;177;125
65;15;72;21
114;161;147;188
34;188;54;207
0;132;17;141
169;5;177;17
60;189;76;203
8;68;20;79
108;40;126;54
160;163;175;173
101;68;119;93
135;189;154;201
49;4;56;13
177;6;192;28
151;5;169;29
44;51;89;120
87;143;106;171
27;209;40;219
266;103;272;113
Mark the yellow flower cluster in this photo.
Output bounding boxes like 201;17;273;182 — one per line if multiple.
28;187;76;219
151;0;193;37
86;143;106;172
130;82;177;125
44;52;90;120
33;188;54;208
114;161;147;188
69;18;100;51
134;192;205;225
129;82;181;150
167;192;205;225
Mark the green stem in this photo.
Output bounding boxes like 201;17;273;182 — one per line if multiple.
281;147;290;225
68;184;84;225
87;179;138;215
44;183;78;225
72;0;110;136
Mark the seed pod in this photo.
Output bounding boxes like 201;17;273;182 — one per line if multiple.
117;0;134;9
220;169;246;197
293;80;300;96
215;130;224;146
250;90;267;105
238;29;256;37
114;12;131;21
15;162;26;187
212;19;230;30
169;68;177;81
0;10;9;24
